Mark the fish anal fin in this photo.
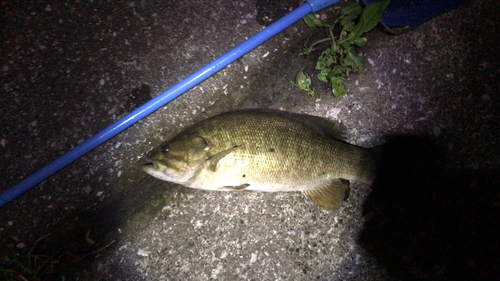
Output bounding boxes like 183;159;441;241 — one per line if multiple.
302;179;350;211
208;145;240;172
218;183;250;191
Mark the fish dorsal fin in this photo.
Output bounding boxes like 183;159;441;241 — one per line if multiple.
207;145;240;172
302;179;350;210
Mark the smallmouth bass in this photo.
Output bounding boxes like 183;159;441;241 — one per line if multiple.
143;109;378;210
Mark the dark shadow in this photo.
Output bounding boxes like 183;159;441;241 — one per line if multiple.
27;178;174;280
359;136;500;280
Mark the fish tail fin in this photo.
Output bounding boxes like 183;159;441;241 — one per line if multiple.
357;145;384;185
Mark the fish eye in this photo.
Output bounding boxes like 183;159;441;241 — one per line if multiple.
160;146;169;154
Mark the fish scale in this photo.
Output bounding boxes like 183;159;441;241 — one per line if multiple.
143;109;377;210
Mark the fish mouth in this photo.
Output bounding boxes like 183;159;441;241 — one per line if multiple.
142;157;160;172
142;158;180;182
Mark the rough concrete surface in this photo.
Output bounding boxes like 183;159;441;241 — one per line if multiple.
1;0;499;280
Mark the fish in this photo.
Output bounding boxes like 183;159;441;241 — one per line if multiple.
142;109;378;210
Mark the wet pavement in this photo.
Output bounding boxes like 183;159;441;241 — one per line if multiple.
1;0;499;280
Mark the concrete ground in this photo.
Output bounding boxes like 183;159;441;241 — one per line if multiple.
1;0;499;280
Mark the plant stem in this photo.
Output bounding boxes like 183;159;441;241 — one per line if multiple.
309;37;331;49
328;27;336;46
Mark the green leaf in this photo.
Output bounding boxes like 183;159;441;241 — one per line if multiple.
341;41;351;49
294;69;311;90
330;65;345;76
346;25;362;42
293;69;316;97
302;13;328;28
346;0;390;41
317;73;328;83
315;48;336;70
358;0;390;33
341;3;363;17
342;21;355;32
340;14;358;27
353;37;367;47
331;77;346;97
343;47;364;72
319;68;330;76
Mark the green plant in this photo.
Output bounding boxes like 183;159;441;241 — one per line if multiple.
0;234;55;281
294;0;390;97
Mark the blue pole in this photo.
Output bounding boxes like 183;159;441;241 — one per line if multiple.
0;0;340;207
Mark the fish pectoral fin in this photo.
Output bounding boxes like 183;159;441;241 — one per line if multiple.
217;183;250;191
302;179;350;211
208;145;241;172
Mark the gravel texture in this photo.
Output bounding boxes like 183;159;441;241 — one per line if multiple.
1;0;498;280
